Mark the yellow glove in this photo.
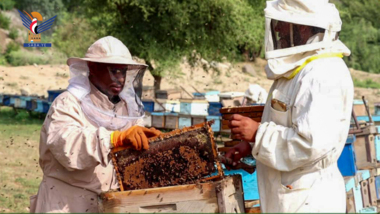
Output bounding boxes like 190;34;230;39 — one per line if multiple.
111;126;161;150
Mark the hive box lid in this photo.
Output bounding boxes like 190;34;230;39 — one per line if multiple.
219;92;245;98
346;134;356;144
180;99;209;103
151;112;165;116
164;112;179;116
155;99;180;104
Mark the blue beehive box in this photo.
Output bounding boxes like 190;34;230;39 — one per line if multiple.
142;99;155;113
9;95;20;106
338;135;357;176
26;99;35;111
208;102;223;116
206;115;221;132
360;207;377;213
356;115;380;123
34;99;45;113
375;103;380;116
42;101;51;113
20;96;30;109
47;90;65;102
15;96;34;109
223;158;259;200
180;99;209;116
345;176;364;213
192;92;205;98
178;114;192;129
375;176;380;200
0;94;3;104
2;95;10;106
358;169;371;181
375;132;380;162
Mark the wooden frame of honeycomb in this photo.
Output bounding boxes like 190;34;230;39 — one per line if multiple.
110;121;224;191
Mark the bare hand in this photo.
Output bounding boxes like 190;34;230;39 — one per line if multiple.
224;141;252;170
228;114;259;142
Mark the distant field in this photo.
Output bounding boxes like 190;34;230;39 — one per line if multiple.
0;107;43;213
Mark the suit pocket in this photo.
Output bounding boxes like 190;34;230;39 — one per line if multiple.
270;106;291;127
269;89;291;127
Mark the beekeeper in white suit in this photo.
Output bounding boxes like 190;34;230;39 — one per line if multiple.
30;36;161;213
225;0;353;212
243;84;268;105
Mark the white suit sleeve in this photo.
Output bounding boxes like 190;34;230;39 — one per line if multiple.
252;74;350;172
44;95;113;171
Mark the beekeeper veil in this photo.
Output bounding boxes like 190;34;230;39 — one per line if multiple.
264;0;351;79
66;36;147;130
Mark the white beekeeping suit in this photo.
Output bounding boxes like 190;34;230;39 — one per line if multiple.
30;36;147;213
252;0;354;212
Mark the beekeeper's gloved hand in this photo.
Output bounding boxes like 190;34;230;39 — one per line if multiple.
111;126;161;150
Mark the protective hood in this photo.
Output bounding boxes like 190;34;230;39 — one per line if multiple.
264;0;350;79
67;36;147;130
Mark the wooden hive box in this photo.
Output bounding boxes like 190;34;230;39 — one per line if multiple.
353;100;367;116
178;114;192;129
180;99;209;116
354;134;377;169
110;121;223;191
156;89;181;100
98;174;245;213
164;112;179;129
219;105;264;140
346;188;356;213
192;115;207;126
345;176;364;213
151;112;165;128
142;86;155;99
13;96;22;108
362;180;371;208
206;116;221;132
367;177;377;206
154;99;180;113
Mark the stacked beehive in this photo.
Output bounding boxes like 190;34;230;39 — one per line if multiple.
0;90;65;114
339;100;380;213
142;90;224;132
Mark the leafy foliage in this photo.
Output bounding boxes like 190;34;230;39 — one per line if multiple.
335;0;380;73
0;0;15;10
0;12;10;30
81;0;266;88
5;49;66;66
353;78;380;89
8;28;18;40
52;12;99;58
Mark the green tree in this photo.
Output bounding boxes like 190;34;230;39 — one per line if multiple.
82;0;265;89
0;0;15;10
335;0;380;73
52;12;98;58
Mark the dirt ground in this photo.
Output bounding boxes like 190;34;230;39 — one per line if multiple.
0;58;272;97
1;58;379;113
